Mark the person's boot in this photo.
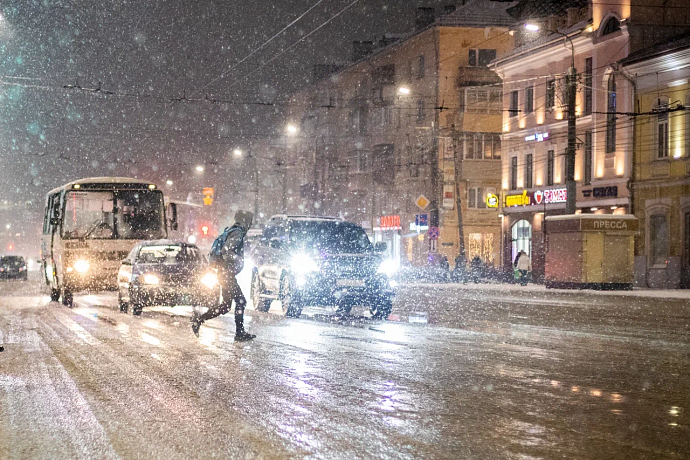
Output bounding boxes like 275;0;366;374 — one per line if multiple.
191;313;202;338
234;315;255;341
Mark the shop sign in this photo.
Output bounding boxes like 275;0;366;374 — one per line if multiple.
581;218;639;232
486;193;499;208
505;188;567;207
524;132;549;142
380;215;401;230
583;186;618;199
442;185;455;209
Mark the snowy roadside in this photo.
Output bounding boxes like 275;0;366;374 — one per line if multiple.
403;281;690;300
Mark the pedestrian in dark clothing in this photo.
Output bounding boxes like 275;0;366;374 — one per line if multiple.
191;211;256;341
514;250;531;286
470;255;482;283
452;254;467;283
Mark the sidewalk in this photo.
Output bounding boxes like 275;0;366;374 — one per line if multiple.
405;281;690;300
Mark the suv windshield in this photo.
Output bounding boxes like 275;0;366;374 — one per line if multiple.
137;245;202;264
289;221;373;254
0;256;25;267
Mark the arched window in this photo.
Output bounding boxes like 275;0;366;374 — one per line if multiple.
606;74;617;153
602;17;621;36
511;219;532;262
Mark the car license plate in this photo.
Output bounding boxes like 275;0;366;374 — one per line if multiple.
337;279;364;287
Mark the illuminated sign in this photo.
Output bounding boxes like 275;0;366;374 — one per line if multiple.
524;132;549;142
380;215;401;230
486;193;499;208
505;190;531;207
202;187;214;206
505;188;567;207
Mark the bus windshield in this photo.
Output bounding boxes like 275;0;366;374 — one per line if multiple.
62;190;165;240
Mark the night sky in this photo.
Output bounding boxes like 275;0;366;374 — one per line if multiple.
0;0;451;206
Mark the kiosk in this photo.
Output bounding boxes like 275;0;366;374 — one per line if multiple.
544;214;639;290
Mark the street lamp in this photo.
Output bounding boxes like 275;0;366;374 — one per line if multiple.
398;86;410;95
195;165;204;172
233;149;243;157
166;180;173;186
286;124;298;135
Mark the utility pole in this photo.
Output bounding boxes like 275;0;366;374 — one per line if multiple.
565;50;577;214
453;134;465;259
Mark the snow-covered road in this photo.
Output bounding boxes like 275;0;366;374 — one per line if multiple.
1;278;688;458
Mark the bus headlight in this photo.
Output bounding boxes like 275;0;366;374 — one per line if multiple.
74;259;90;274
143;274;160;285
200;272;218;289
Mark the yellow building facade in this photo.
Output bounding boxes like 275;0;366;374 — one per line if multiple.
622;36;690;288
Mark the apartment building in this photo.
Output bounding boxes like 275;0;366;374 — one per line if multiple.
284;1;515;266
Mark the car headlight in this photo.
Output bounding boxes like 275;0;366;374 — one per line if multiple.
74;259;90;273
377;259;398;277
143;274;160;285
290;253;320;274
200;272;218;289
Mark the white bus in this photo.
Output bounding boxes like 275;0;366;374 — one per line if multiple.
41;177;177;306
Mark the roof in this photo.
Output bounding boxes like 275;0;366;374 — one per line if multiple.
620;31;690;66
437;0;519;28
47;177;158;196
506;0;587;21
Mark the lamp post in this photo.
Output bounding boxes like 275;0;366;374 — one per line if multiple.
525;24;578;215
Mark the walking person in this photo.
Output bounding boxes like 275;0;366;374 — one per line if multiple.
191;211;256;341
514;250;531;286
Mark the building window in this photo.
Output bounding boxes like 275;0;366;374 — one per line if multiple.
525;86;534;114
546;79;555;109
464;88;503;113
510;157;518;190
468;49;497;67
657;111;669;159
359;107;368;135
467;187;492;209
547;150;555;186
525;154;533;188
584;57;593;116
417;55;425;79
509;91;518;117
464;133;501;160
602;17;621;36
372;144;395;184
606;74;617;153
684;211;690;268
417;99;425;122
649;214;669;266
584;130;593;185
468;233;495;266
355;150;367;172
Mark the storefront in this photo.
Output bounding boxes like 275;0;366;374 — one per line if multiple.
373;214;402;265
501;187;568;282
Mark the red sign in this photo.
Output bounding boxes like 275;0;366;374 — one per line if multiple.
380;215;401;229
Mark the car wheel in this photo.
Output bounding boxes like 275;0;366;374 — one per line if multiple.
132;303;143;316
279;275;302;318
335;298;353;316
118;292;129;313
61;289;73;307
370;298;392;320
50;288;60;302
251;272;272;312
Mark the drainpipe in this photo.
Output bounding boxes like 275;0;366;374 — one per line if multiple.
616;63;637;216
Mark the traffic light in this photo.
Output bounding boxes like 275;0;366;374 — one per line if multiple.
201;225;209;236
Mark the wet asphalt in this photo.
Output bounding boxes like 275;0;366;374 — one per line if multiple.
0;276;688;459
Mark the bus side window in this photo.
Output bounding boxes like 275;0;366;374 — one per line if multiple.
47;193;61;234
43;196;53;235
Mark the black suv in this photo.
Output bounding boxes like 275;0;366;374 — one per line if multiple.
0;256;28;280
250;216;394;319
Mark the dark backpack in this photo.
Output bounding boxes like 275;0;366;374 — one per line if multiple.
209;226;239;267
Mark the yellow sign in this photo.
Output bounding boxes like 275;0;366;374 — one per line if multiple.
415;195;430;210
505;190;531;207
202;187;214;206
486;193;498;208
